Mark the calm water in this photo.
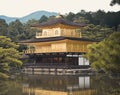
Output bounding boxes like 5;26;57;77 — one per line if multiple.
0;74;120;95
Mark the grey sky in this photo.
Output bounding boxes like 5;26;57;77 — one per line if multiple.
0;0;119;17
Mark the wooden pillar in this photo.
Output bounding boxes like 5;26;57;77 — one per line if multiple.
50;54;52;66
65;57;68;68
32;67;34;74
51;54;54;66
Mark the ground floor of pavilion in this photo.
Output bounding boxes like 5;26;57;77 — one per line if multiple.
22;52;91;74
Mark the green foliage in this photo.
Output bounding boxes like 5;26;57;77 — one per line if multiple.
92;10;106;25
0;79;23;95
0;19;8;36
110;0;120;6
26;19;38;26
39;15;48;23
0;72;9;79
85;32;120;73
23;19;38;39
0;36;22;74
92;74;120;95
73;16;89;24
7;19;38;41
65;12;75;21
8;19;24;41
82;24;113;41
65;10;120;31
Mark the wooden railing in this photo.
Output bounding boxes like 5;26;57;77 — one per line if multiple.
23;63;90;69
24;48;67;54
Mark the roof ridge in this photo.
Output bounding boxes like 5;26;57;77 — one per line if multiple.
32;17;86;27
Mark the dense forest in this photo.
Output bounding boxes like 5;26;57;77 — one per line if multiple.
110;0;120;6
0;10;120;42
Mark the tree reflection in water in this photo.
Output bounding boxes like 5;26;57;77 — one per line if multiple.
0;78;23;95
0;74;120;95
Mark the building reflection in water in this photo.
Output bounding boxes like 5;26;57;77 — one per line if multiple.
22;75;95;95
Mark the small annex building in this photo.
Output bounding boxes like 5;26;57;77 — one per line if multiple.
20;15;95;73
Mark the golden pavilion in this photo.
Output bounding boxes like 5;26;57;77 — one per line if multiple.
20;15;95;73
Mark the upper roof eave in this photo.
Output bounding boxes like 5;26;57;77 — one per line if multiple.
19;36;97;44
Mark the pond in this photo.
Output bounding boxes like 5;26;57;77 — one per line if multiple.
0;74;120;95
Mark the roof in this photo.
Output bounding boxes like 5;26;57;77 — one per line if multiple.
32;18;86;28
19;36;97;43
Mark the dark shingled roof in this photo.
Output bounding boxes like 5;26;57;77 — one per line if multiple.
19;36;96;43
32;18;86;27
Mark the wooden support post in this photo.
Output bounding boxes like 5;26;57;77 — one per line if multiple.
32;67;34;74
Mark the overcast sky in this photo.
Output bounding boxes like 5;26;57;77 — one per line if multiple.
0;0;119;17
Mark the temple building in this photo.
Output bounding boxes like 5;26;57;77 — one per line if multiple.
20;15;95;73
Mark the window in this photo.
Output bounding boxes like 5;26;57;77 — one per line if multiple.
55;30;58;35
44;31;47;36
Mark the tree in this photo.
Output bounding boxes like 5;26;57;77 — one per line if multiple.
23;19;38;40
39;15;48;23
0;36;22;74
65;12;75;21
85;32;120;73
82;24;113;40
110;0;120;6
92;10;106;25
73;16;89;24
8;19;24;41
17;19;39;52
0;19;8;36
26;19;38;26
